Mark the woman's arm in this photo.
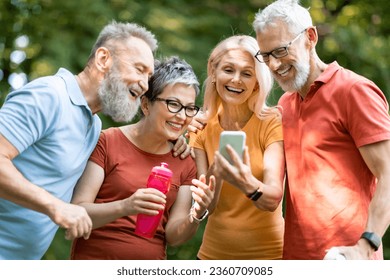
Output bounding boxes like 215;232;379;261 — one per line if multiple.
71;161;166;229
165;175;215;246
194;148;222;214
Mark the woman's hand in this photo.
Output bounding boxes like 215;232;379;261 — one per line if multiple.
213;145;255;193
187;117;206;134
185;110;207;139
121;188;166;216
190;174;215;218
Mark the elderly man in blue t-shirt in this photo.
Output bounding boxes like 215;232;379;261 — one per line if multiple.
0;22;159;259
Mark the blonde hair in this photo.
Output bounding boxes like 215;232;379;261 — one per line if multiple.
201;35;278;122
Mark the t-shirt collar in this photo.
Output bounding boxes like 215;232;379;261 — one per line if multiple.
315;61;340;84
55;68;90;109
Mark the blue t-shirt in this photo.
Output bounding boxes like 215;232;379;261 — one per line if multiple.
0;68;102;259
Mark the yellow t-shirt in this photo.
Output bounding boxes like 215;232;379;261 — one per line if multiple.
192;113;284;259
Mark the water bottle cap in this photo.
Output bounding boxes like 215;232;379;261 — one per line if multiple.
152;162;173;178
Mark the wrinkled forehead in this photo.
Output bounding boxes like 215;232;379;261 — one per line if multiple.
113;37;154;68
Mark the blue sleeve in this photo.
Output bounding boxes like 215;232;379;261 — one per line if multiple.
0;80;61;153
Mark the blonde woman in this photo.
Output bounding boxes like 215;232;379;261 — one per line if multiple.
190;35;285;259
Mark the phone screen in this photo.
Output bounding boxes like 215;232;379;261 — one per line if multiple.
218;131;246;164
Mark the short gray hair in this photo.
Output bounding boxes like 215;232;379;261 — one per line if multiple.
253;0;312;35
144;56;200;101
88;21;158;61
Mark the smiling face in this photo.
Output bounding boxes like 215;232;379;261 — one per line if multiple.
214;49;258;106
145;83;197;141
256;23;311;93
98;37;154;122
98;61;141;122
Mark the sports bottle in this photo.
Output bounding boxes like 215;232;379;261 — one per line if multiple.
135;162;172;238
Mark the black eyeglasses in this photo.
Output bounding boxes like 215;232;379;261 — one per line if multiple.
153;97;200;117
255;29;307;63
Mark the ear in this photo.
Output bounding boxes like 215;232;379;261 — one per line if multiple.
94;47;113;73
306;26;318;49
140;96;150;116
209;69;216;84
253;82;260;92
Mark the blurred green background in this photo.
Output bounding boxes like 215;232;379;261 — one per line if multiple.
1;0;389;260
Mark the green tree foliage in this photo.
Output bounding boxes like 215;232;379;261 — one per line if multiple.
0;0;389;259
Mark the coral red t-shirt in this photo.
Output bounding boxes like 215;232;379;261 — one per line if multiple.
71;127;197;259
280;62;390;259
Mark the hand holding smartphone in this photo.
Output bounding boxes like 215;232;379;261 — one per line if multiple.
218;131;246;164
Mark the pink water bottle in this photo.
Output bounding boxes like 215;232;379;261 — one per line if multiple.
135;162;172;238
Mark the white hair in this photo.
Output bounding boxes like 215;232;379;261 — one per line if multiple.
253;0;313;35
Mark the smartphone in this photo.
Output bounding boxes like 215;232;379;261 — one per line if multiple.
218;131;246;164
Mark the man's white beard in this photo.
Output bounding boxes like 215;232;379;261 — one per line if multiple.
275;54;310;93
98;64;141;122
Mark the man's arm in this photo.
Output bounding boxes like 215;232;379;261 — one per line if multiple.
337;139;390;259
358;140;390;252
0;133;92;240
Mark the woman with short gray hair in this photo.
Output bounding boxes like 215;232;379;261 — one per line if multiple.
70;56;215;260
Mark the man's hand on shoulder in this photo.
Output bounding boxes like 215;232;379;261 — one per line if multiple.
172;135;191;159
